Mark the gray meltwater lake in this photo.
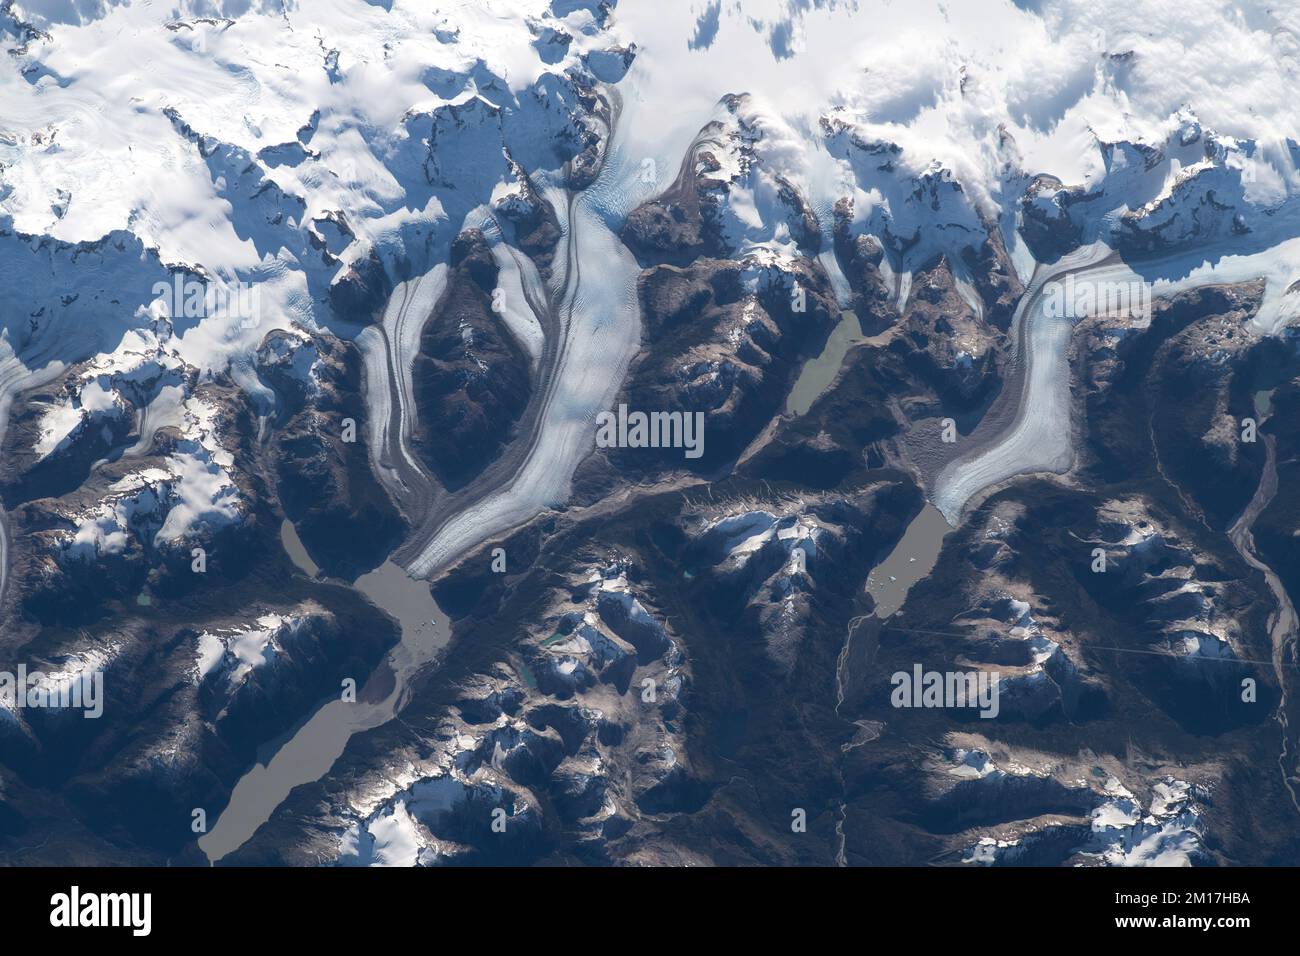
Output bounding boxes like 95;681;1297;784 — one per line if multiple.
865;503;951;618
786;310;866;416
785;310;952;617
198;520;449;863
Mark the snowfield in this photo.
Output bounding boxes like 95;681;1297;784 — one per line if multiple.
3;0;1300;577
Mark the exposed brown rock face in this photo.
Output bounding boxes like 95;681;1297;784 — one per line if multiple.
615;254;837;474
269;332;406;580
410;229;533;491
898;255;1009;411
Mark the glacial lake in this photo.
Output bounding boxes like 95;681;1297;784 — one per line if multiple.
198;520;449;863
